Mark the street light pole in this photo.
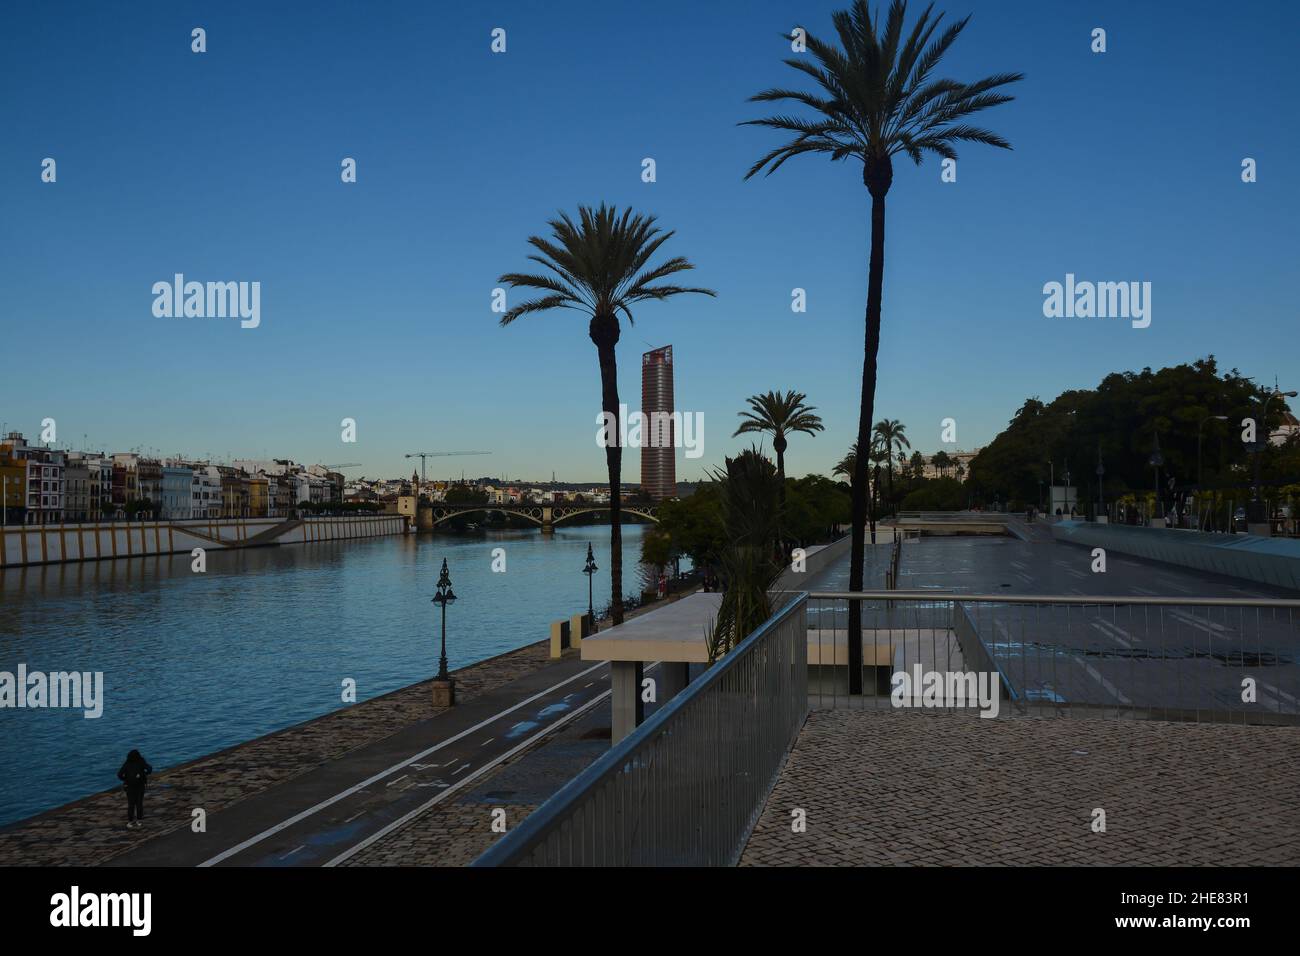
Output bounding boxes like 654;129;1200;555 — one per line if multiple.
1095;443;1105;521
430;558;457;706
583;542;599;635
1198;414;1228;530
1149;430;1164;525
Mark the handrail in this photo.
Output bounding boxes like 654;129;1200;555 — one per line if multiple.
472;591;810;867
812;590;1300;608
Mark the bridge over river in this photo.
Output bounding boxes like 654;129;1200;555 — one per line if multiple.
420;502;658;530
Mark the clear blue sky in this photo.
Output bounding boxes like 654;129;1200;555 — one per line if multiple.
2;0;1297;483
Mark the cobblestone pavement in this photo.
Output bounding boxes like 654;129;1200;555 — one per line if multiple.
741;710;1300;866
0;640;557;866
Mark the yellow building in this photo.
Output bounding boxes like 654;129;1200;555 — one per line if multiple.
248;477;269;517
1;452;25;524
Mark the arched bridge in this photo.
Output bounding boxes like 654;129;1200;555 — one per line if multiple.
421;502;659;530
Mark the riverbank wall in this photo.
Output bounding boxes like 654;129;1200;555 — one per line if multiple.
0;515;409;568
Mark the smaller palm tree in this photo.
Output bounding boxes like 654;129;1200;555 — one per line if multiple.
734;390;824;485
833;441;859;481
872;418;911;508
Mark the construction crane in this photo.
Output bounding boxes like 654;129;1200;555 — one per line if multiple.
405;450;492;483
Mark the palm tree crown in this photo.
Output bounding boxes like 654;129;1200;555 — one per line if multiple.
742;0;1023;187
498;203;714;334
734;390;824;479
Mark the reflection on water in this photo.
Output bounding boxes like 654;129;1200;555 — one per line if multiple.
0;525;648;826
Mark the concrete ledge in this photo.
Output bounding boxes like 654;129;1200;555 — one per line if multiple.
1050;520;1300;591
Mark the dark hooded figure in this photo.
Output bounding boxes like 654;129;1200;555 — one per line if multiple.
117;749;153;829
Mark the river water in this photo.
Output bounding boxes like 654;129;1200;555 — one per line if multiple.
0;525;653;827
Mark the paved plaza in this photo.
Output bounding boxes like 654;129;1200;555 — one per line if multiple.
741;709;1300;866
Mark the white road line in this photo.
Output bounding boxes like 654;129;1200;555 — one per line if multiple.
1259;682;1300;708
385;775;408;788
344;810;365;823
282;845;306;858
1169;610;1234;636
323;687;615;867
451;763;470;776
323;660;663;869
1071;655;1132;705
479;738;494;747
197;659;609;867
1090;619;1132;649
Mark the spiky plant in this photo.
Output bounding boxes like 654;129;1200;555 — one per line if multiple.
707;447;785;661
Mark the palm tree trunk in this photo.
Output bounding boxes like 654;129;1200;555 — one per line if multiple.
774;438;787;561
595;330;624;626
848;162;890;695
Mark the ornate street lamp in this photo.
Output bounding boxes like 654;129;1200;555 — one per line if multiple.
583;542;599;634
431;558;457;705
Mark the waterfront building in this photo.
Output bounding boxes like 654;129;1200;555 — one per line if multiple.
1;435;29;525
248;476;270;517
63;461;91;522
640;345;676;501
4;434;66;524
111;454;139;510
137;458;162;512
192;466;222;518
161;464;194;519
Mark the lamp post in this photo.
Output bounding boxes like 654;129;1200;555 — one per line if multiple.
1251;389;1297;529
1148;430;1164;525
431;558;457;706
1198;414;1228;530
1095;444;1105;521
583;542;598;634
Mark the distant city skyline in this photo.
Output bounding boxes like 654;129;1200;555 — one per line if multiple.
3;1;1297;482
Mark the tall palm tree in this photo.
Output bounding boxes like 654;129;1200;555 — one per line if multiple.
733;390;825;486
498;203;715;625
744;0;1022;693
872;418;910;506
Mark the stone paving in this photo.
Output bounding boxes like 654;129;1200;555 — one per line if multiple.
740;709;1300;866
0;640;558;866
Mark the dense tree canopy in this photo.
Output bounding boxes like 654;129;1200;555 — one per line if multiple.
966;357;1296;508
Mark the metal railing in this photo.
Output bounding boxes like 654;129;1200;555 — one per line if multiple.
473;594;809;867
807;591;1300;724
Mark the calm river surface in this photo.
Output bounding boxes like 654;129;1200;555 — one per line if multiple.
0;525;652;827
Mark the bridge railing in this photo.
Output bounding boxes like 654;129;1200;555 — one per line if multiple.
472;593;808;867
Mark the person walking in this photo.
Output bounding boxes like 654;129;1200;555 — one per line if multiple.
117;749;153;830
